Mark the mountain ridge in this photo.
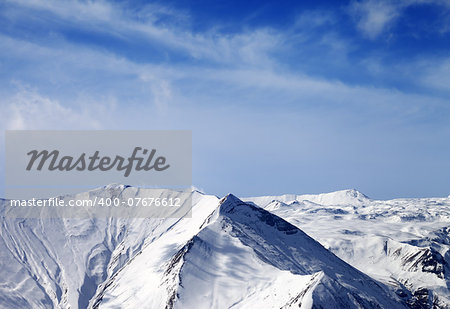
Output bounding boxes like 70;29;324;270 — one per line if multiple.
0;186;448;308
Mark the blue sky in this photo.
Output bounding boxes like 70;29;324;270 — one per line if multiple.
0;0;449;199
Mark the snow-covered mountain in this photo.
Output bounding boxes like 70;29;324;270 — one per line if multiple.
244;189;450;308
0;186;448;308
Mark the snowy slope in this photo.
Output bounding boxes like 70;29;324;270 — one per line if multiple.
0;186;446;308
0;185;219;309
94;194;406;309
244;189;450;308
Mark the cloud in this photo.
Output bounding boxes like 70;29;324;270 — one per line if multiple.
0;0;448;121
1;0;450;197
349;0;400;39
348;0;450;39
0;32;179;116
0;87;107;130
1;0;283;68
421;58;450;92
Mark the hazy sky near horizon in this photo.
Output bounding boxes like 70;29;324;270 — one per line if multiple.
0;0;449;199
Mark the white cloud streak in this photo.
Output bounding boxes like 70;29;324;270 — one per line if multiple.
0;87;107;130
2;0;283;67
0;0;449;198
348;0;450;39
349;0;400;39
0;3;447;130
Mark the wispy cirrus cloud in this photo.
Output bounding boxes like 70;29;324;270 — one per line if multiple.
348;0;401;39
0;0;449;198
1;87;106;130
348;0;450;39
1;0;283;67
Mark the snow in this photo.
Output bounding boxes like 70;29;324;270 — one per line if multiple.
244;190;450;308
0;185;448;308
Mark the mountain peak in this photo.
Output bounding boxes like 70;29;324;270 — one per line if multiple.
343;188;369;198
295;188;370;206
195;192;407;308
218;193;248;214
